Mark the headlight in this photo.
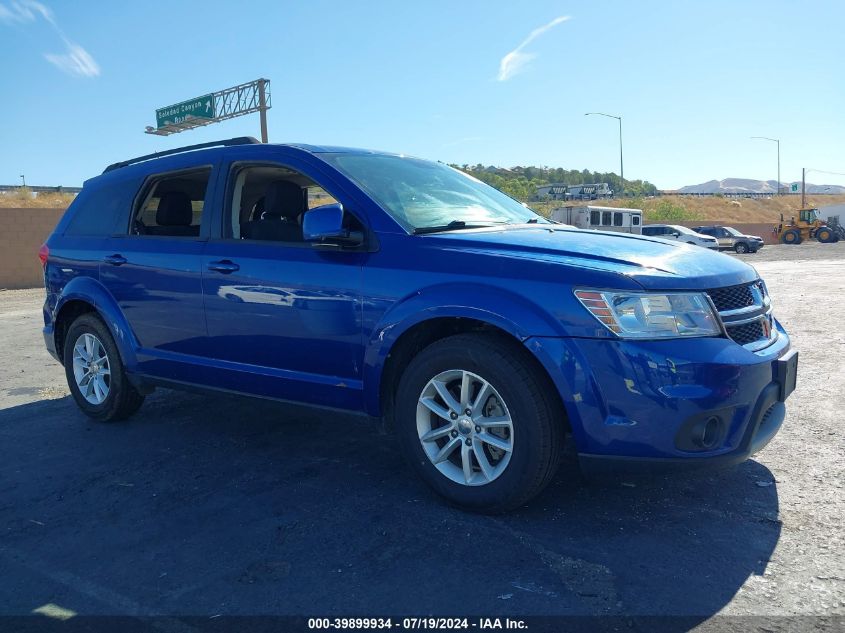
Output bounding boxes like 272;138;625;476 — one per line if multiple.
575;290;721;339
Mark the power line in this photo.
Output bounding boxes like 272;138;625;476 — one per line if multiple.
806;168;845;178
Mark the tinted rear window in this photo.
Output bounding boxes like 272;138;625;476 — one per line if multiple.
64;180;136;236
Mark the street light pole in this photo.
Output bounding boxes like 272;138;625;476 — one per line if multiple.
586;112;623;196
751;136;780;195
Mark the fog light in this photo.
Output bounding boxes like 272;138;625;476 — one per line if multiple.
675;408;733;452
695;416;722;449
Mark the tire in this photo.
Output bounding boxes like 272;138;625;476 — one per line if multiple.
394;333;563;513
734;242;749;253
816;228;833;243
64;313;145;422
781;229;802;245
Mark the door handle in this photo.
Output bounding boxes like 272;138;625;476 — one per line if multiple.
103;254;127;266
207;260;240;274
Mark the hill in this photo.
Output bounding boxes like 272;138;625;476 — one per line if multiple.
678;178;845;195
0;188;76;208
531;194;845;224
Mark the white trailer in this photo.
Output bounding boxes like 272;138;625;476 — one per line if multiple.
550;205;643;234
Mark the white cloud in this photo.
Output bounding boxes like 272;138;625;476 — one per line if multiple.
45;41;100;77
1;0;99;77
497;15;570;81
0;0;53;24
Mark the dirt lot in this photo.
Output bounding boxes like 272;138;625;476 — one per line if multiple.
1;243;843;627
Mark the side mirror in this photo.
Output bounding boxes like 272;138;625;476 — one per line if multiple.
302;203;364;247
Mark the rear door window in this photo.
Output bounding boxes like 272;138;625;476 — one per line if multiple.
131;168;211;237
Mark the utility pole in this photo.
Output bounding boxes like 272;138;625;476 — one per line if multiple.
258;78;269;143
751;137;780;195
586;112;624;196
801;167;806;209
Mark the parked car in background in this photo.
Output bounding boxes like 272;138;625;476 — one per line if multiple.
692;226;764;253
39;138;796;512
641;224;718;249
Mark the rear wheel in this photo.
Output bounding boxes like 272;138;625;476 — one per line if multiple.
64;314;145;422
781;229;802;245
394;333;563;512
734;242;749;253
816;227;834;243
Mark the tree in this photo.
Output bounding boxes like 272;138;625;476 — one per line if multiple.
451;164;658;201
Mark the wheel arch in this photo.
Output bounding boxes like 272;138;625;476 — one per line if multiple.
363;284;569;423
52;277;139;370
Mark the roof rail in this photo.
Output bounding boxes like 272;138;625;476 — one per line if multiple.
103;137;261;173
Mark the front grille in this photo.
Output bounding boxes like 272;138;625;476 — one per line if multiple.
707;281;774;350
707;283;756;312
726;320;765;346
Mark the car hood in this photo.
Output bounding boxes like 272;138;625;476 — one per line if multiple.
424;225;759;290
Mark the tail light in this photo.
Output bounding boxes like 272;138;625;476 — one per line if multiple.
38;243;49;267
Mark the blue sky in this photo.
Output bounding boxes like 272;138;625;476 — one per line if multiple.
1;0;843;189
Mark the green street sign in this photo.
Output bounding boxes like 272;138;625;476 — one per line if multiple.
156;94;215;128
791;183;799;192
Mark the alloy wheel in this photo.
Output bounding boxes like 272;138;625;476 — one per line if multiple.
416;369;514;486
72;333;111;405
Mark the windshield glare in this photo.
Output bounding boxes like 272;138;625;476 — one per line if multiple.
724;227;743;236
325;153;546;231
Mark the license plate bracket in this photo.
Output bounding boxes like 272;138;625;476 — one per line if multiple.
775;349;798;402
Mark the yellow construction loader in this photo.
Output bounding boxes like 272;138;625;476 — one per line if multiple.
776;208;840;244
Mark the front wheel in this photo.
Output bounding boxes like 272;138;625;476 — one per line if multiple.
816;227;834;243
781;229;802;244
734;242;749;253
394;333;563;512
64;314;145;422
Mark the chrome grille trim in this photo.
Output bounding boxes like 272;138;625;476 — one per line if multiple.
707;281;777;351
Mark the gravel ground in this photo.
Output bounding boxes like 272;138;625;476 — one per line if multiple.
0;243;843;625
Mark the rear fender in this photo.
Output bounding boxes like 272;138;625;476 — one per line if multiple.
53;276;140;371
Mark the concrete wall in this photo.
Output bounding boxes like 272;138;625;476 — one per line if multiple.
0;209;788;290
0;208;65;289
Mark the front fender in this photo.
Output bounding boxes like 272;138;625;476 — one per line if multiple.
361;282;565;416
52;276;140;371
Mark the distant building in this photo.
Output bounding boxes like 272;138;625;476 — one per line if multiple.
534;183;613;201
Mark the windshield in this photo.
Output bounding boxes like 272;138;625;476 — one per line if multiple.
724;227;744;236
324;153;546;232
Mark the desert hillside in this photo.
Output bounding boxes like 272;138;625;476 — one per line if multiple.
534;194;845;223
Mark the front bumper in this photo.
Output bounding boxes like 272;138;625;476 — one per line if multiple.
579;385;785;476
526;321;793;473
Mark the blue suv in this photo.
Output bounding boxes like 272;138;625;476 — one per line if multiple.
41;137;798;512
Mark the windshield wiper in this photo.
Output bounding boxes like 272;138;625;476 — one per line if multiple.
413;220;498;235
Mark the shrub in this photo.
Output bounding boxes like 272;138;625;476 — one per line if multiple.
645;200;701;222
